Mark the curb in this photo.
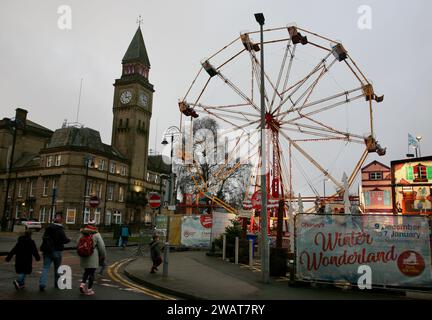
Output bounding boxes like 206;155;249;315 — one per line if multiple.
123;266;203;300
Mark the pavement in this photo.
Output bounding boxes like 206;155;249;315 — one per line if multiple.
124;250;427;300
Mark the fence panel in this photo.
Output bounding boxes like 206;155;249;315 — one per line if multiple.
294;214;432;289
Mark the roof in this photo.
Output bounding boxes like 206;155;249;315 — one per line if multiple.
122;27;150;67
361;160;390;171
45;127;124;159
147;155;171;174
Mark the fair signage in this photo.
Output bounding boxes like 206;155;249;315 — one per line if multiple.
295;214;432;288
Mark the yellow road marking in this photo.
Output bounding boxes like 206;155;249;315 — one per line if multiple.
107;258;176;300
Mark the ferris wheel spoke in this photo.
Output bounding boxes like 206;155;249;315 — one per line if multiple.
282;122;364;142
279;58;338;122
207;35;242;61
274;52;332;115
269;40;292;112
182;66;204;101
282;92;364;123
278;44;297;104
249;52;271;110
280;126;354;141
216;71;261;112
277;86;362;117
197;108;258;124
279;130;343;189
296;112;365;141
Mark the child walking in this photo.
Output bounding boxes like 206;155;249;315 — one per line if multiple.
149;234;163;273
5;230;41;290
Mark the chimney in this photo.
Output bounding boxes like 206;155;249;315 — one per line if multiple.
15;108;28;126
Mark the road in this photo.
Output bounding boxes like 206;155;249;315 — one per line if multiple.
0;247;176;300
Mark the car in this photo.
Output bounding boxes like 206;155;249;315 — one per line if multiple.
17;218;42;231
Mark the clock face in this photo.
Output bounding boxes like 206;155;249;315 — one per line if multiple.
120;90;132;104
139;92;148;106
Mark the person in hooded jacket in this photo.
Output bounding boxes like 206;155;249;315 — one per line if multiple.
5;230;41;290
77;221;106;296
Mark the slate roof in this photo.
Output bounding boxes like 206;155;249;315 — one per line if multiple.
122;27;151;67
148;155;171;174
45;127;124;159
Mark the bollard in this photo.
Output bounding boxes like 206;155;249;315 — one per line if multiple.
249;239;253;267
162;241;169;278
222;234;226;261
235;236;239;264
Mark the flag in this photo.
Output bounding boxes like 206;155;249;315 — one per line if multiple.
408;133;418;147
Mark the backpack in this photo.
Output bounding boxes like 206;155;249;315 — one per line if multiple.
40;234;54;255
77;234;94;257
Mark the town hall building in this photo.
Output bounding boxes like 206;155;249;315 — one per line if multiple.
0;26;170;229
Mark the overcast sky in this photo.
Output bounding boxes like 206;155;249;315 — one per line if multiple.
1;0;431;195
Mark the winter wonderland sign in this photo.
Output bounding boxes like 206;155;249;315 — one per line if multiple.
295;214;432;288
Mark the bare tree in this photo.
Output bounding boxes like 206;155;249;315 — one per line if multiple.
175;117;251;209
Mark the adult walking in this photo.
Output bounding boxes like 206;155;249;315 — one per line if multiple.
119;224;131;248
39;215;70;291
77;221;106;296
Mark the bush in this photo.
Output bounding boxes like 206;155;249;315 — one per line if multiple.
214;219;249;263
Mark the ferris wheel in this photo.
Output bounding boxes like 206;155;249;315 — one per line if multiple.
178;24;386;214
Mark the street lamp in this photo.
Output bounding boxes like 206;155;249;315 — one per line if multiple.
1;116;23;231
255;12;269;284
82;155;94;224
161;126;181;278
416;135;422;157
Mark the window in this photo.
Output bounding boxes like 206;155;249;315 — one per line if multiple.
96;183;103;199
46;156;53;167
84;208;90;224
43;179;49;196
107;184;114;201
66;208;76;224
94;208;101;225
55;155;61;166
369;172;383;180
15;205;20;219
119;186;124;202
52;179;58;192
113;210;122;224
119;119;123;127
110;162;116;174
17;182;23;198
126;119;129;128
121;166;127;176
29;180;35;197
86;181;93;197
99;159;106;171
105;210;112;225
39;206;47;223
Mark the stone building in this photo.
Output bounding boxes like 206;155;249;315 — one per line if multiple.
0;26;170;229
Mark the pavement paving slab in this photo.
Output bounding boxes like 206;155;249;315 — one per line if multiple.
124;251;408;300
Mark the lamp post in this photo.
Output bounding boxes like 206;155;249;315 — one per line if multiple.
1;117;22;231
255;12;269;284
161;126;181;278
82;155;94;224
416;136;422;158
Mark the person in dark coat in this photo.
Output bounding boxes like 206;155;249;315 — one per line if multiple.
38;215;70;291
5;230;40;290
149;234;163;274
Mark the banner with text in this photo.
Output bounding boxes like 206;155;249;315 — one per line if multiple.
181;215;212;247
295;214;432;288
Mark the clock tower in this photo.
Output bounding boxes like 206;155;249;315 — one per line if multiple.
112;26;154;183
